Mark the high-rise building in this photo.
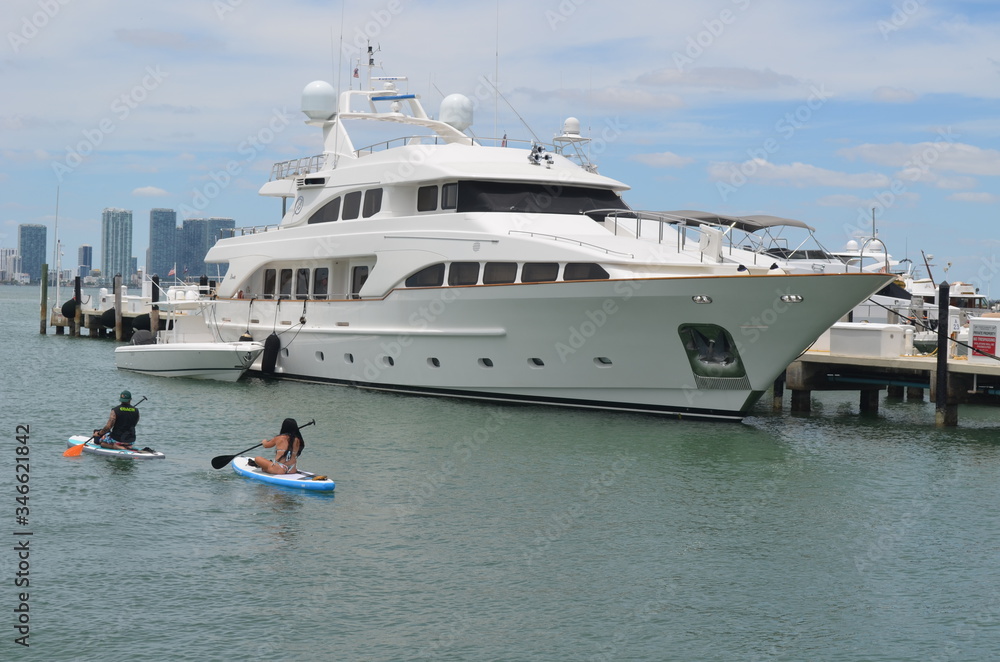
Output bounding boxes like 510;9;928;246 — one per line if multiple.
101;208;133;284
148;208;177;278
17;224;46;283
181;217;234;279
0;248;18;281
78;244;93;278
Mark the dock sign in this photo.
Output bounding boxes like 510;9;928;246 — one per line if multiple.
971;319;999;359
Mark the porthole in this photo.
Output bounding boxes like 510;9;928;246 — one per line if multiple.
344;353;354;364
528;358;545;367
382;356;395;367
594;357;612;367
428;357;441;368
478;358;494;368
281;348;290;358
316;351;325;361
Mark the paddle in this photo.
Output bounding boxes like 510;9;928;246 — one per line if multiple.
211;419;315;469
64;396;148;457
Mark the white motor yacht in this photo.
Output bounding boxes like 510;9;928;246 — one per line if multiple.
202;52;892;420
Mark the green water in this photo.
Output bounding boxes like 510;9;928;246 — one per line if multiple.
3;285;1000;661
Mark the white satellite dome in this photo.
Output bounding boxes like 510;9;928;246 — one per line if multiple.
845;239;859;251
439;93;473;131
562;117;581;136
301;81;337;121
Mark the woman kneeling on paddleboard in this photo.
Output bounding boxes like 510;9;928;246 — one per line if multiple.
251;418;305;474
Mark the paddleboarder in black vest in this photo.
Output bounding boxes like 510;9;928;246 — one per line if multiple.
95;390;141;450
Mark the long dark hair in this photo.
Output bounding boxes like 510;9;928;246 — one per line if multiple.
279;418;304;458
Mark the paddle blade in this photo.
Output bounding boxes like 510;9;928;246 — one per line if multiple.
63;443;86;457
211;455;235;470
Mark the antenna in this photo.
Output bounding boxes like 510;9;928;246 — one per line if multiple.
486;77;540;143
495;0;499;146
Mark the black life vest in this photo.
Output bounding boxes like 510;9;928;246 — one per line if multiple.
110;404;140;445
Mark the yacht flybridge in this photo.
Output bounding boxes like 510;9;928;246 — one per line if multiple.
204;55;892;421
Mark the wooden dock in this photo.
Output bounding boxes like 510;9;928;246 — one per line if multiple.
783;350;1000;425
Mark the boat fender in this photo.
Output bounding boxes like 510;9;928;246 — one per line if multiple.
132;313;151;331
99;308;117;328
61;298;77;319
262;332;281;374
238;332;254;343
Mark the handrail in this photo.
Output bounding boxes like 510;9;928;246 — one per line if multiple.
270;155;326;181
507;229;634;258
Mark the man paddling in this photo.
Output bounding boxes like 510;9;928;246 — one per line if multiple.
94;390;142;451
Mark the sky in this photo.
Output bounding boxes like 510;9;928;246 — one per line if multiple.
2;0;999;289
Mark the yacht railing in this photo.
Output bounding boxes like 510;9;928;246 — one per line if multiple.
270;155;326;181
507;229;634;258
220;224;281;238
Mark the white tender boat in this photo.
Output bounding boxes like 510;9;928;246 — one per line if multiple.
198;49;892;420
114;296;264;381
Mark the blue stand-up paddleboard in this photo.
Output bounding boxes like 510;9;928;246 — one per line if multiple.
231;456;335;491
66;435;165;459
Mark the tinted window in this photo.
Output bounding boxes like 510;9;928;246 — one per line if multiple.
448;262;480;286
343;191;362;219
263;269;276;298
456;181;628;217
441;183;458;210
417;185;437;212
313;268;329;299
564;263;610;280
405;264;445;287
521;263;559;283
483;262;517;284
363;188;383;218
279;269;293;298
295;268;310;299
307;196;340;224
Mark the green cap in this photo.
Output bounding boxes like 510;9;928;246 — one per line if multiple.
120;390;132;402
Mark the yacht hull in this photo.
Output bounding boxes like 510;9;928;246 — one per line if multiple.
214;272;890;420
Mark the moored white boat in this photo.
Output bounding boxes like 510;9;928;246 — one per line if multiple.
197;49;892;421
114;340;264;381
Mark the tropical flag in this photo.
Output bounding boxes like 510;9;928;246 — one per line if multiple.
353;67;359;78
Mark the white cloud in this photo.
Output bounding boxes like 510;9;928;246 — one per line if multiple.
629;152;695;168
817;194;870;207
872;86;919;103
840;141;1000;177
133;186;168;197
948;192;1000;203
636;67;800;90
708;159;892;188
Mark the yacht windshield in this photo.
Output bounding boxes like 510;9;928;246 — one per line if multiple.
456;181;628;217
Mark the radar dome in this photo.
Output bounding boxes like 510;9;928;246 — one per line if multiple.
562;117;581;136
301;81;337;121
845;239;859;251
439;94;473;131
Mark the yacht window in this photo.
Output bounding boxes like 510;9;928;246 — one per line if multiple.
279;269;293;298
521;262;559;283
456;181;629;216
441;183;458;210
295;268;310;299
307;196;341;224
363;188;383;218
343;191;362;220
483;262;517;284
313;268;329;299
351;266;369;298
263;269;276;298
417;185;438;212
448;262;480;286
405;264;445;287
564;263;610;281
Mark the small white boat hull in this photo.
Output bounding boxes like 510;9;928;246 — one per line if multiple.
115;341;265;382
